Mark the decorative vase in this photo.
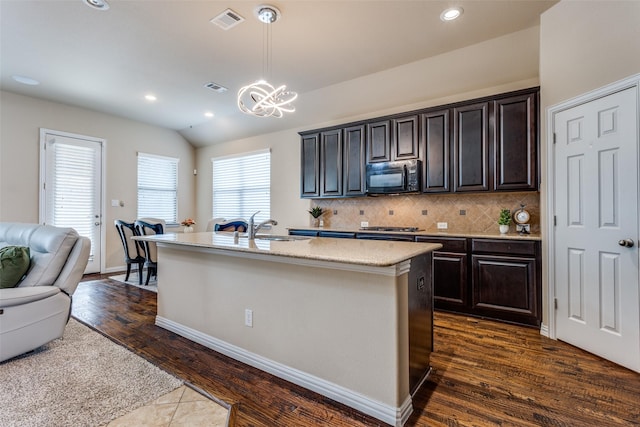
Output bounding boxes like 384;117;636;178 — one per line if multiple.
184;226;194;233
312;218;320;227
499;224;509;234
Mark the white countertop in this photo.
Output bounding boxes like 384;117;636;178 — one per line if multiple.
135;232;441;267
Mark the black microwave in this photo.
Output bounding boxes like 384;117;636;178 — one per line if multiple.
366;159;422;194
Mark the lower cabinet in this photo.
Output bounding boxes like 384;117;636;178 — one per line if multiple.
290;230;542;326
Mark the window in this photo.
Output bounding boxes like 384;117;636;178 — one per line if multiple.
212;150;270;223
137;153;179;224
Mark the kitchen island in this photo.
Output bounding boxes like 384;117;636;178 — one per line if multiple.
135;232;441;427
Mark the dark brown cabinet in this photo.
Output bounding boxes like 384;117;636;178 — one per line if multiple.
494;92;538;191
343;125;366;196
320;130;342;197
393;115;419;160
300;133;320;198
300;87;539;198
421;109;450;193
471;239;540;326
366;120;391;163
453;102;490;192
416;236;468;311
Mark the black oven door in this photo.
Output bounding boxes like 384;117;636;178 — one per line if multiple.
366;163;406;194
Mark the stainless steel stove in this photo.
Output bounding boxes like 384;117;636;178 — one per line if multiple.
359;226;422;232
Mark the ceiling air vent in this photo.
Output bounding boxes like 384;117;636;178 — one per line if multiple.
210;9;245;30
204;82;228;93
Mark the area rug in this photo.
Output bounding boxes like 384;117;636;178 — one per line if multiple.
0;318;182;427
109;272;157;292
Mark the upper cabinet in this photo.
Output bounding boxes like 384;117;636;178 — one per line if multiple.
453;102;491;192
393;115;420;160
343;125;366;196
300;87;539;198
493;92;538;191
366;120;391;163
300;133;320;198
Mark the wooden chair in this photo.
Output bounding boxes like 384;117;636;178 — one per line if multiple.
214;219;248;232
114;220;145;284
133;219;164;286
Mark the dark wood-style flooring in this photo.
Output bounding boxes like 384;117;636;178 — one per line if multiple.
72;275;640;426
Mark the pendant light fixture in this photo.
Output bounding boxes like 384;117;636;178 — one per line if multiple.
237;5;297;118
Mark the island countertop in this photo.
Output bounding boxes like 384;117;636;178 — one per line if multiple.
135;232;442;267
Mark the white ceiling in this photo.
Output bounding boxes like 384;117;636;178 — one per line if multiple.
0;0;556;147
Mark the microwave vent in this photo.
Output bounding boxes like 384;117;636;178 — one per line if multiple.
210;9;245;30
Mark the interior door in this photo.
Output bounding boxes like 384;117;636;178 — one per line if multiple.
40;129;103;274
553;86;640;372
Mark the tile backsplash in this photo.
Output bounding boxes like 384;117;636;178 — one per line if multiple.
311;192;540;234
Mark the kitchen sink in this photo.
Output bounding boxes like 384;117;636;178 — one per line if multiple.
255;235;311;241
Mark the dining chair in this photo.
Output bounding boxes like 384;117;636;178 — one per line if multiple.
134;219;164;286
114;220;145;284
214;218;248;232
206;217;226;232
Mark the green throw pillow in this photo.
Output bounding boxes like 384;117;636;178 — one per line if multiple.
0;246;31;288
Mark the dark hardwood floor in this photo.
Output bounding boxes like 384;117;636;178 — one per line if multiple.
73;275;640;426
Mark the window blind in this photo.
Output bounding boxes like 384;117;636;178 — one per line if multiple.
137;153;178;224
46;142;99;256
212;150;270;224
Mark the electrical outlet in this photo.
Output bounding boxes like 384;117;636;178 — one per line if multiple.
437;222;448;229
361;221;369;228
244;309;253;327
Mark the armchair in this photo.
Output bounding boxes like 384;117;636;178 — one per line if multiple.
0;222;90;362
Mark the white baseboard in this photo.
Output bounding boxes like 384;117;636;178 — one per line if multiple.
540;323;549;338
156;316;412;427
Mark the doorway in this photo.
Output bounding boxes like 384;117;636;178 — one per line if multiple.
548;75;640;373
39;129;104;274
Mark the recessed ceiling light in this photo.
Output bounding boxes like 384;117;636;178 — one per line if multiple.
440;7;463;21
204;112;214;118
82;0;110;11
145;94;157;102
12;75;40;86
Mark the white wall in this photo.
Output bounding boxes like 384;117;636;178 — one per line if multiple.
0;91;196;271
196;27;543;232
539;0;640;327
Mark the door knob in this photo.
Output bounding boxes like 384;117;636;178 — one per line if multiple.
95;222;101;226
618;239;635;248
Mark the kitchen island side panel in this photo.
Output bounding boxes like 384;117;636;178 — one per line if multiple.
155;245;410;408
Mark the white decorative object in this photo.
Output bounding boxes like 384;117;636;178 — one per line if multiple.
237;5;297;118
499;224;509;234
183;226;194;233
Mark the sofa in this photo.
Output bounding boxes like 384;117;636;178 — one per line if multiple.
0;222;90;362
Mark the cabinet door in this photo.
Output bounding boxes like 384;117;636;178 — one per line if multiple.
367;120;391;163
421;109;450;193
453;102;490;192
471;254;539;326
320;130;342;197
433;252;468;309
343;125;366;196
393;115;419;160
494;92;538;191
300;133;320;198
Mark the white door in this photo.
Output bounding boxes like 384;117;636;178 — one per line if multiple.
553;86;640;372
40;129;103;274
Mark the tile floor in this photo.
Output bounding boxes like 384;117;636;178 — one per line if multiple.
107;385;229;427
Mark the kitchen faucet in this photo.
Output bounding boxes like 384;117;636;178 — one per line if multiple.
248;210;278;239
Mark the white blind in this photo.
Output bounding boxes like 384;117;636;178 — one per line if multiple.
137;153;178;224
47;142;98;256
212;150;271;223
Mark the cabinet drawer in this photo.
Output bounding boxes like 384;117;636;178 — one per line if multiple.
288;229;319;237
416;236;467;252
471;239;537;256
318;231;355;239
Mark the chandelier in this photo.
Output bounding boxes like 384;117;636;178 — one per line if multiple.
237;5;297;118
